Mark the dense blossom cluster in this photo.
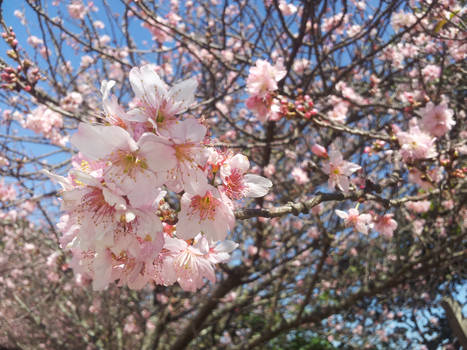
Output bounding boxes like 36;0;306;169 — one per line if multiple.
46;65;272;291
245;59;286;122
1;0;466;348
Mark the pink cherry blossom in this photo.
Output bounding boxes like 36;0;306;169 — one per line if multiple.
327;97;349;123
141;118;209;194
109;230;164;290
291;167;309;184
373;213;398;239
418;102;455;137
397;122;437;162
47;170;165;290
23;106;66;145
0;180;16;202
391;10;416;32
128;64;197;128
219;153;272;199
322;13;349;35
68;1;87;20
159;234;236;291
176;184;235;242
246;59;286;98
71;123;168;207
322;150;361;193
245;94;282;122
27;35;43;49
335;208;372;234
100;80;131;129
42;63;273;292
405;200;431;213
421;64;441;80
60;91;83;112
245;59;286;122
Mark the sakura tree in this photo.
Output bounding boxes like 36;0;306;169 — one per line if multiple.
0;0;466;349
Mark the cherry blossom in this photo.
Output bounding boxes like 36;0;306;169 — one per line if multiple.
159;234;237;291
0;179;16;202
219;153;273;199
70;123;168;207
245;59;286;122
246;60;286;98
397;123;437;162
67;1;88;20
144;118;209;194
373;213;398;239
2;1;466;347
335;208;373;234
23;105;66;145
128;64;197;128
42;64;272;291
177;184;235;242
322;150;361;193
291;167;309;184
278;1;297;16
418;102;455;137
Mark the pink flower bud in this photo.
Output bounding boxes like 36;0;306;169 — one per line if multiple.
311;144;328;158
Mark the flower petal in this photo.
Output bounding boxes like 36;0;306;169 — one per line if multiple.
71;123;137;160
244;174;272;197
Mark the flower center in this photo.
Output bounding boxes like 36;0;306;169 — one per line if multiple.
80;188;116;223
190;191;218;220
113;151;148;175
174;144;194;163
223;169;246;199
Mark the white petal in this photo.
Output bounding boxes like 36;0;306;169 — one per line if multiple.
167;118;206;144
214;240;239;254
244;174;272;197
100;80;115;100
70;169;101;187
335;209;348;219
71;123;137;160
125;211;136;223
230;154;250;173
102;188;126;208
181;165;208;194
140;64;168;96
168;77;197;112
125;108;151;122
41;169;72;190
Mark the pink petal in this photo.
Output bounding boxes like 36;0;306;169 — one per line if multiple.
71;123;137;160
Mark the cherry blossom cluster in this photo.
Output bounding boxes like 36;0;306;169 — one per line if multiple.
394;101;455;164
393;100;454;165
46;64;272;291
1;28;43;93
245;59;287;122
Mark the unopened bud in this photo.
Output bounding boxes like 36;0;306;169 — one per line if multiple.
7;50;17;59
